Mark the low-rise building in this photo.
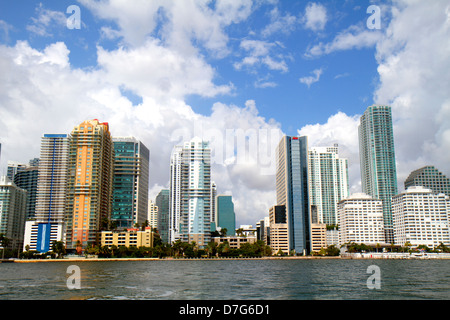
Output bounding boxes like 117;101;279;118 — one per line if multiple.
213;235;257;249
101;227;155;248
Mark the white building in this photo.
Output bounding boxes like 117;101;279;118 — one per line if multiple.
308;145;349;226
337;193;386;246
147;200;158;229
169;137;212;248
392;186;450;248
23;134;70;252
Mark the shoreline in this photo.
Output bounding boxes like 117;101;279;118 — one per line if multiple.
7;254;450;263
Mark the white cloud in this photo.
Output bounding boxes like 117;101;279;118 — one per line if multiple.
298;112;361;194
26;3;67;37
305;24;382;57
299;68;323;88
261;7;298;37
303;2;327;32
234;39;288;73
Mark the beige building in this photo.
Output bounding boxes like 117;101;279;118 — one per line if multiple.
148;200;158;229
269;205;289;254
101;227;155;248
213;235;257;249
310;223;327;252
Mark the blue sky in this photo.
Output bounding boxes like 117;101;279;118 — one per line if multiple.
0;0;449;225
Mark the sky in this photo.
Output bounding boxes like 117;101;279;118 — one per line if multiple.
0;0;449;227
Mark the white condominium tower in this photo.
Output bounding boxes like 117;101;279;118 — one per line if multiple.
392;186;450;248
23;134;70;252
308;145;349;226
169;137;212;248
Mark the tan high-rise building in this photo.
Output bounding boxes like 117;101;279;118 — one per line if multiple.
65;119;114;250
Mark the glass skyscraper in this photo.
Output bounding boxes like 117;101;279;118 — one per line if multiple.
155;189;170;244
404;166;450;196
359;105;398;244
215;195;236;236
275;135;310;255
111;137;150;229
169;137;212;248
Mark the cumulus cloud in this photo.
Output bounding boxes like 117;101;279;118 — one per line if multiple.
302;2;327;32
234;39;288;73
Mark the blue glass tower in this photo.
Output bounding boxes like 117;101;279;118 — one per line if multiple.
215;195;236;236
275;136;310;254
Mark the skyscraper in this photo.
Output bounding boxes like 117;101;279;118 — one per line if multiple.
169;137;212;248
215;195;236;236
0;176;27;251
23;134;70;252
359;105;398;244
308;145;349;226
65;120;114;250
404;166;450;197
13;166;38;221
275;135;310;255
155;189;170;244
111;137;150;229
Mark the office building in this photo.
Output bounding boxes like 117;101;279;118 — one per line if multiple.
169;137;212;248
404;166;450;197
6;161;27;181
359;105;398;243
392;186;450;248
13;166;38;221
269;205;289;254
111;137;150;229
213;235;257;249
275;135;310;255
256;216;270;245
0;176;27;251
215;195;236;236
310;223;327;252
65;119;114;250
308;145;349;226
155;189;170;244
23;134;70;252
337;193;386;246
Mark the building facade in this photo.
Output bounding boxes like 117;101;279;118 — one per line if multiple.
338;193;386;246
392;186;450;248
215;195;236;236
111;137;150;229
308;145;349;226
359;105;398;244
148;200;158;229
275;136;310;254
404;166;450;197
169;137;212;248
23;134;70;252
155;189;170;244
101;227;155;248
65;120;114;250
0;176;27;251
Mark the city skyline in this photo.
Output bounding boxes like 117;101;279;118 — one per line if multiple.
1;1;449;228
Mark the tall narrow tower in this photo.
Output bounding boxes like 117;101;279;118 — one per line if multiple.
275;136;310;255
111;137;149;229
359;105;398;243
23;134;70;252
65;120;114;250
169;137;212;248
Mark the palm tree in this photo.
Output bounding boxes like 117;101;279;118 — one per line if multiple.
51;241;66;259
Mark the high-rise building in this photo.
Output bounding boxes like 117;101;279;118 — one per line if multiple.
6;161;27;181
24;134;70;252
392;186;450;248
359;105;398;244
0;176;27;251
148;200;158;229
111;137;150;229
269;205;289;254
169;137;212;248
215;195;236;236
308;145;349;226
275;135;310;255
13;166;38;221
155;189;170;244
65;120;114;250
404;166;450;197
337;193;385;246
